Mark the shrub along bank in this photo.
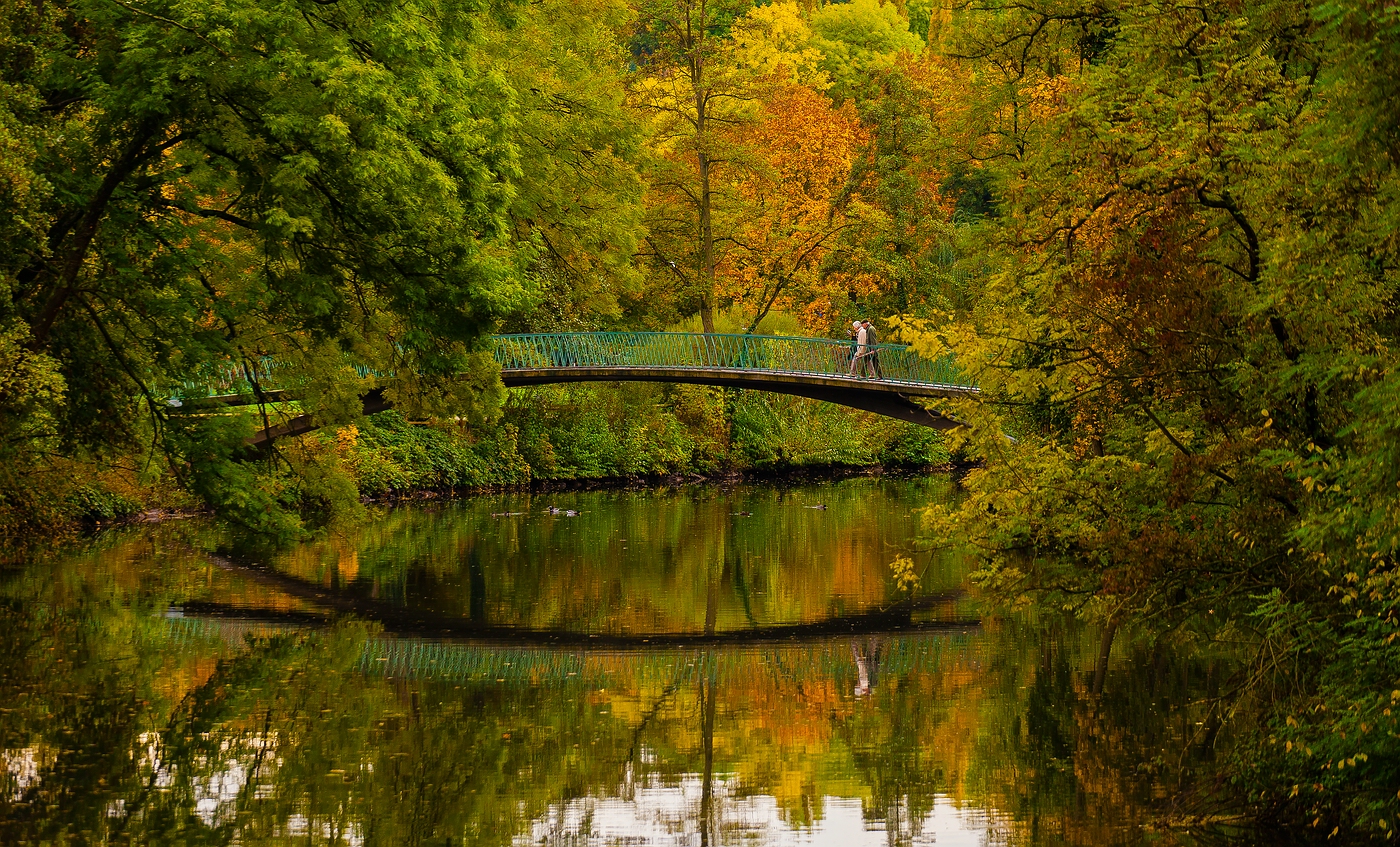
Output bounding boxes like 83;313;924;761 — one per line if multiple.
337;382;948;494
17;382;947;538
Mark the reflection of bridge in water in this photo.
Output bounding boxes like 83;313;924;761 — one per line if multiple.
167;553;980;684
167;594;978;646
200;553;979;643
185;332;978;446
163;605;979;686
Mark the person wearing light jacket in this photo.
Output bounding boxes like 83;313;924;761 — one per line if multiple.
849;320;868;376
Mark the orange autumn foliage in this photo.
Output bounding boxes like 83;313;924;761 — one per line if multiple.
716;84;867;331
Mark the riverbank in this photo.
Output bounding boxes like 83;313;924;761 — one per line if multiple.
371;460;961;498
2;383;955;548
73;461;962;540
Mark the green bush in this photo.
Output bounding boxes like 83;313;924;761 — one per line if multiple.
732;393;866;468
873;418;952;467
319;383;947;498
504;383;717;479
65;483;143;523
340;412;531;495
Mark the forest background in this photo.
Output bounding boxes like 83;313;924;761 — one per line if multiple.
1;0;1398;840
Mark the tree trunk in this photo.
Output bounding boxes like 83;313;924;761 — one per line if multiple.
691;0;716;334
1092;615;1118;696
698;658;717;846
28;127;158;350
698;149;716;333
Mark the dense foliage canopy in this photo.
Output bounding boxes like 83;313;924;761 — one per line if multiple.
900;0;1400;835
1;0;1396;837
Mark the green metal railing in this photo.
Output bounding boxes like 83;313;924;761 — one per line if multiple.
180;359;291;401
181;331;975;401
493;332;976;390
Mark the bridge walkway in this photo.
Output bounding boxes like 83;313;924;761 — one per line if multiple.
180;332;977;446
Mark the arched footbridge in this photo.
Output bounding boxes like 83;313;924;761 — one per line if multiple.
192;332;978;447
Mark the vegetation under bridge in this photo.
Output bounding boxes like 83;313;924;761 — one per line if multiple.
194;332;978;448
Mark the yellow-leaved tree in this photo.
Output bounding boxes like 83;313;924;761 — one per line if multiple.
630;0;764;333
717;84;868;332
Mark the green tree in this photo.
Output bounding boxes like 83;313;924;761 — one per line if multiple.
1;0;532;535
487;0;648;331
810;0;923;102
901;0;1400;834
630;0;758;333
821;56;980;326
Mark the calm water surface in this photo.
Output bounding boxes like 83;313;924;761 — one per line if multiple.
0;478;1236;846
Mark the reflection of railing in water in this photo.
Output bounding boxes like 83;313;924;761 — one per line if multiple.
355;631;980;684
163;607;980;685
168;593;977;646
174;555;980;686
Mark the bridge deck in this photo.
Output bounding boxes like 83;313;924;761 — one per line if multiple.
191;332;976;401
502;366;971;398
179;332;976;443
494;332;975;394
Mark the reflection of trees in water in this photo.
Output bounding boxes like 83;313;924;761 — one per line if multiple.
0;607;1241;846
184;549;975;648
698;653;718;846
265;477;963;636
0;512;1248;847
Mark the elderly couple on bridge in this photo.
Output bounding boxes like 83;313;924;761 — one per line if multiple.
849;320;884;379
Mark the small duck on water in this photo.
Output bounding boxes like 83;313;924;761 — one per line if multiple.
804;504;827;510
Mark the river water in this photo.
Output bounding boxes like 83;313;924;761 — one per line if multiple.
0;477;1235;845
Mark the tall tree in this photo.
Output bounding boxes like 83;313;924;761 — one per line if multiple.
903;0;1400;832
716;83;867;333
486;0;647;331
1;0;531;533
823;55;981;325
631;0;756;333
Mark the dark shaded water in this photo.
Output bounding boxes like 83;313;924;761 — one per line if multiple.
0;478;1237;845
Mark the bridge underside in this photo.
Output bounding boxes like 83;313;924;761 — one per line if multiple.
241;368;968;450
503;368;966;429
